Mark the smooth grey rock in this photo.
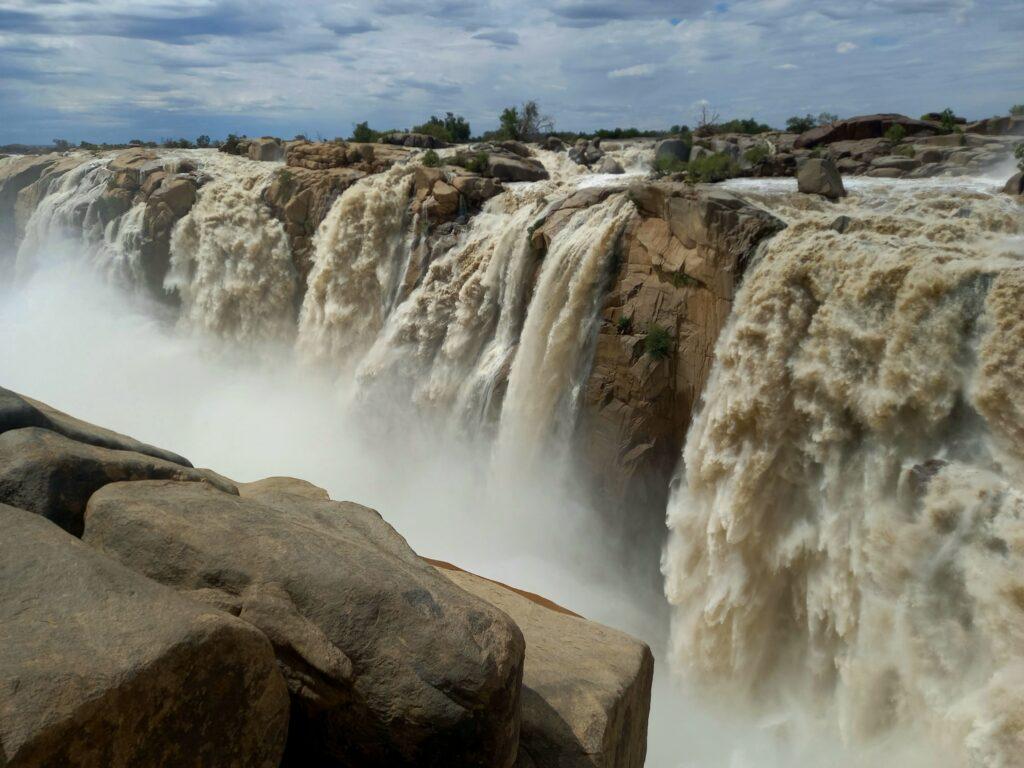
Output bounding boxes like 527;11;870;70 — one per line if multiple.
871;155;921;170
0;503;289;768
0;427;234;536
797;158;847;200
1004;171;1024;196
596;156;625;174
654;139;691;165
84;480;525;768
488;153;549;182
831;215;853;233
0;386;191;466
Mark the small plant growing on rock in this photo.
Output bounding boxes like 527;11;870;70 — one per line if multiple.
653;156;688;175
644;324;672;359
464;151;490;174
672;271;700;288
939;108;958;133
422;149;441;168
616;315;633;335
884;124;907;143
1016;143;1024;172
893;144;916;158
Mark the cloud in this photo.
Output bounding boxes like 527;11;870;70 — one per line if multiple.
549;0;712;27
774;63;799;70
608;63;656;78
472;30;520;47
836;41;858;53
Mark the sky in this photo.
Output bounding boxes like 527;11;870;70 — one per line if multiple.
0;0;1022;144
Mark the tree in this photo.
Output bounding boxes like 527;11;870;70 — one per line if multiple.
351;121;380;143
786;114;816;133
52;138;71;151
497;101;554;141
195;135;211;148
1012;104;1024;116
817;112;839;125
694;103;720;137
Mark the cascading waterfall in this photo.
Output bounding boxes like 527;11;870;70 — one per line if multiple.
663;177;1024;766
494;193;634;465
355;186;546;425
297;164;416;367
166;159;296;345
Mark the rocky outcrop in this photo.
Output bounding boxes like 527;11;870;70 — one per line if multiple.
965;115;1024;136
84;479;526;768
0;154;64;249
569;138;605;167
434;562;653;768
411;164;503;226
0;426;233;536
249;137;285;162
0;503;289;767
578;182;784;522
794;113;938;149
1005;171;1024;196
382;132;449;149
797;158;846;199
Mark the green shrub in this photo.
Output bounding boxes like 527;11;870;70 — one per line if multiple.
939;108;958;134
786;114;816;133
672;272;699;288
459;151;490;174
1016;143;1024;172
351;121;381;143
616;315;633;334
644;324;672;359
1011;104;1024;117
884;124;907;143
686;152;739;183
653;156;688;175
422;149;441;167
893;144;916;158
743;144;770;164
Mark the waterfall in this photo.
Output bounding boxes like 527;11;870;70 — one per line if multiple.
296;165;416;367
166;161;296;345
494;193;633;464
662;177;1024;766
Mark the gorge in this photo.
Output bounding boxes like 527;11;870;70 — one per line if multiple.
1;124;1022;767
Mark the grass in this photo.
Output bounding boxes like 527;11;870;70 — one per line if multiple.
652;151;739;183
456;151;490;174
644;324;672;359
653;156;688;175
742;144;770;165
616;315;633;335
422;149;441;168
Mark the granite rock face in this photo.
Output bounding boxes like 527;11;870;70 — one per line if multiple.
0;503;290;768
84;479;526;768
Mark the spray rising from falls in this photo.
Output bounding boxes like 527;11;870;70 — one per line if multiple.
663;178;1024;766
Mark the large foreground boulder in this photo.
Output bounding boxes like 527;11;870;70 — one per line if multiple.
83;480;525;768
0;427;233;536
1004;171;1024;196
0;386;190;465
0;503;290;767
797;158;847;199
433;562;654;768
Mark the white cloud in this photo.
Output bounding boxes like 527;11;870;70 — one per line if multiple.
608;63;656;78
774;63;799;70
836;41;858;53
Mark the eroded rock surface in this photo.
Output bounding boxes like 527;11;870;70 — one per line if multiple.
84;480;525;768
434;562;654;768
0;503;290;768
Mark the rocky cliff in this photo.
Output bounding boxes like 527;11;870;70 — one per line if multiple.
0;386;654;767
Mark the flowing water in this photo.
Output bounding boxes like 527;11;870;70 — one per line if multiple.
4;145;1023;766
665;175;1024;767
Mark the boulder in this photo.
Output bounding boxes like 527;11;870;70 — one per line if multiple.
0;427;233;536
286;141;350;170
83;480;525;768
830;215;853;234
870;155;921;171
487;154;549;182
543;137;566;152
0;386;190;465
865;167;905;178
797;158;847;199
0;503;289;767
965;115;1024;136
431;180;461;217
107;148;159;188
1004;172;1024;196
433;562;653;768
794;114;938;149
498;140;533;158
654;139;691;166
382;132;448;149
596;156;625;174
249;137;284;162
